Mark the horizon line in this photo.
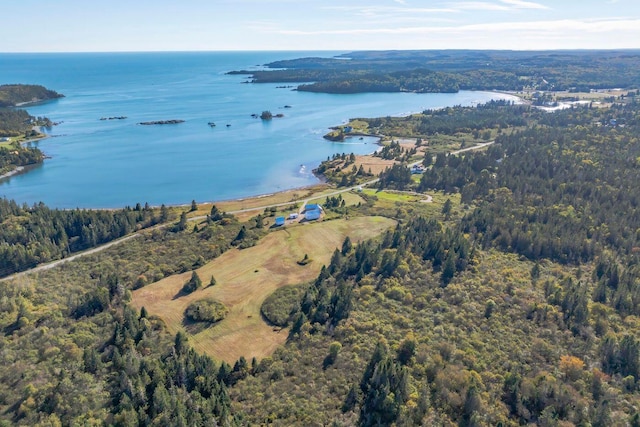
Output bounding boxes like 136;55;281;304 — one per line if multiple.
2;47;640;55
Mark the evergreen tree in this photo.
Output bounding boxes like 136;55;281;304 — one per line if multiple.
441;251;456;286
441;198;453;219
160;204;169;222
210;205;223;221
176;211;188;231
341;236;353;256
182;271;202;294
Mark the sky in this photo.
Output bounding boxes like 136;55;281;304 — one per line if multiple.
2;0;640;52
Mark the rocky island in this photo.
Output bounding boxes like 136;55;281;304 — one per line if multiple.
100;116;127;121
138;119;185;125
259;110;284;120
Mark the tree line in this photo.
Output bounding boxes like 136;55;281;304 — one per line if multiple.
0;199;170;277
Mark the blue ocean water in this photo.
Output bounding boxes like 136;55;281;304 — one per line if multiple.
0;52;518;208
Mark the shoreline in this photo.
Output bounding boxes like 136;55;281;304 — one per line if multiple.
22;125;50;145
0;128;50;182
1;90;521;211
0;166;25;181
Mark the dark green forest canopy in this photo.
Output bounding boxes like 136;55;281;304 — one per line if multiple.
0;200;170;278
229;49;640;93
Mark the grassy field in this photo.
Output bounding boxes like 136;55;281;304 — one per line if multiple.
362;189;462;219
363;189;421;203
131;216;396;363
306;190;364;207
353;154;395;175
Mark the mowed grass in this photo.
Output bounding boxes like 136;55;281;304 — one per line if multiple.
132;216;395;363
363;189;422;203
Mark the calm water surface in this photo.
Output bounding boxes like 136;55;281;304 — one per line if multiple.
0;52;518;208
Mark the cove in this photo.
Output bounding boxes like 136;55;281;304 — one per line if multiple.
0;52;519;208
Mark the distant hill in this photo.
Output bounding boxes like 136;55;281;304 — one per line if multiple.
230;49;640;94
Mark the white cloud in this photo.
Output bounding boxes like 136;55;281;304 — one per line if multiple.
499;0;549;10
324;6;457;15
450;0;549;11
275;17;640;36
452;2;510;11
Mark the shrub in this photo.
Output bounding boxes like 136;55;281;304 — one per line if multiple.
261;284;308;326
184;298;228;323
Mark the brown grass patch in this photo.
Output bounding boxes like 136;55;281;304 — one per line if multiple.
353;155;396;176
132;216;395;363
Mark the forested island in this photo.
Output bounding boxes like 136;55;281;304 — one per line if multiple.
1;56;640;426
229;50;640;94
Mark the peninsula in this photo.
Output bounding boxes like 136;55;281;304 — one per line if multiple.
0;84;62;178
0;84;64;108
229;50;640;94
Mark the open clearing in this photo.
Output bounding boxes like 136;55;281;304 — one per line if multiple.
353;154;395;175
306;190;364;207
132;216;395;363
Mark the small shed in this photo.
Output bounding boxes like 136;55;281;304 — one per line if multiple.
275;216;285;226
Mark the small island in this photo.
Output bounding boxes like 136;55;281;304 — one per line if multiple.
100;116;127;121
260;111;273;120
259;110;284;120
138;119;185;125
